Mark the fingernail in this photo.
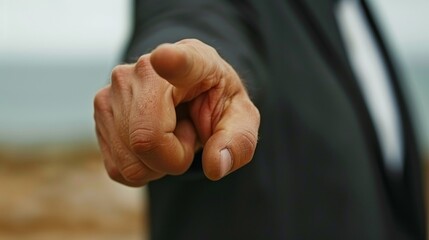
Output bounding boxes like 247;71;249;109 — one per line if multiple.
220;148;232;178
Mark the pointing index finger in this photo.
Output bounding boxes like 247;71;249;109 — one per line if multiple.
150;39;227;90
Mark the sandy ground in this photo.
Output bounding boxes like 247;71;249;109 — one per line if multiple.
0;143;427;240
0;143;148;240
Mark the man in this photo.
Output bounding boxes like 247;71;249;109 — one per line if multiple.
93;0;426;239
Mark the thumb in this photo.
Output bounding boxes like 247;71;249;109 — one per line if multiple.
202;95;260;180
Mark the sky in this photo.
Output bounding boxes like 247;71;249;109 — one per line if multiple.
0;0;132;143
0;0;131;60
0;0;428;150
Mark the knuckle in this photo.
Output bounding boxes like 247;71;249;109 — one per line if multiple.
121;162;148;183
178;38;218;57
243;99;261;124
93;87;112;115
178;38;201;45
206;44;219;56
129;127;160;154
111;65;131;89
105;163;122;182
134;54;152;76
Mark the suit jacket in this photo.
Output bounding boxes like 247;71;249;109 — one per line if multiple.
124;0;426;239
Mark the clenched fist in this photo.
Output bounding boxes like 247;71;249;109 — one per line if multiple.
93;39;260;187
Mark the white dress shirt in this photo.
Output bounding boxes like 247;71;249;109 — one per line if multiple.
335;0;404;175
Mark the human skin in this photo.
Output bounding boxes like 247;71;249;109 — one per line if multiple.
93;39;260;187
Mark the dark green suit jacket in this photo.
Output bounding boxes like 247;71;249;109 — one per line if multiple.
124;0;426;239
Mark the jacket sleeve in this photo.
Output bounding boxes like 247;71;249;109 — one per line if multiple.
123;0;267;99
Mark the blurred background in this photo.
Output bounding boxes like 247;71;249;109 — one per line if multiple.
0;0;428;239
0;1;146;240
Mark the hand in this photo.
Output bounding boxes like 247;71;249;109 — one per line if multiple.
93;39;260;187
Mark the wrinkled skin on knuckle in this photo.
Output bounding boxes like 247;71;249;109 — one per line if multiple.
121;162;147;184
129;127;160;155
149;134;191;175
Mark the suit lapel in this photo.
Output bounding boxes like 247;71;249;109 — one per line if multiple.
287;0;383;166
289;0;426;236
361;0;427;235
